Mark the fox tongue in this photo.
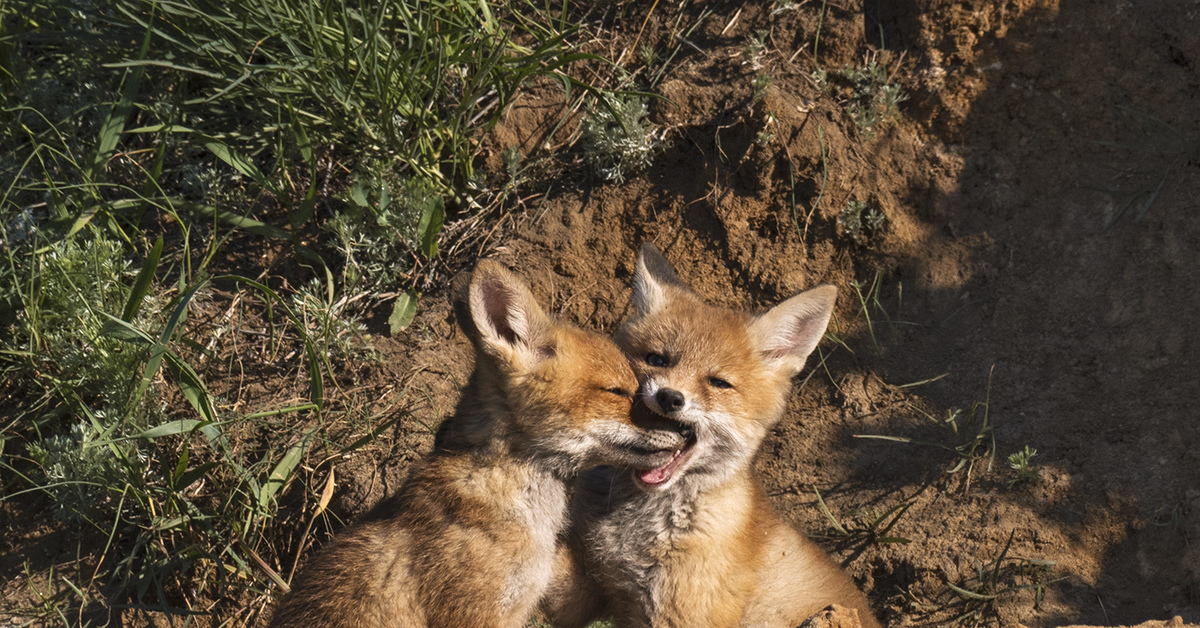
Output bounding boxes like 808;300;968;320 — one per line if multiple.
638;447;683;485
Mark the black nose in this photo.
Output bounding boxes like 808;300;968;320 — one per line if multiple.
656;388;685;411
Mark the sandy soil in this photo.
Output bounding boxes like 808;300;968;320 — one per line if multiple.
474;0;1200;625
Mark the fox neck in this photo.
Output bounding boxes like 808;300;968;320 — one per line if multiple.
598;463;757;537
583;466;759;626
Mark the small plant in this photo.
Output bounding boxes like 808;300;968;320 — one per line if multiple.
1006;445;1039;487
639;45;658;68
1094;104;1200;230
848;270;898;348
839;199;886;246
330;169;445;295
752;73;775;104
27;420;129;523
1151;490;1200;531
816;52;908;136
742;30;769;70
292;278;371;363
581;95;658;183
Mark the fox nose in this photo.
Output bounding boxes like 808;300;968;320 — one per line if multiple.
655;388;685;411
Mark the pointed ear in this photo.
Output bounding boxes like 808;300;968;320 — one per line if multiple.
467;260;554;367
631;242;687;316
748;285;836;375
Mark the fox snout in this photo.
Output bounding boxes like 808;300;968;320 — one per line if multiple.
639;381;696;426
599;425;687;469
654;388;685;412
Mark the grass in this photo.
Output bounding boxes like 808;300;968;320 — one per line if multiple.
901;531;1055;627
813;488;914;548
0;0;609;622
856;367;998;493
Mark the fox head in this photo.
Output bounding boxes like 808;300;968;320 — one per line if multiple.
457;260;685;477
613;244;836;493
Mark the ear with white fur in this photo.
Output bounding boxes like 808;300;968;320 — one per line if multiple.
748;285;836;375
467;260;554;367
631;242;687;316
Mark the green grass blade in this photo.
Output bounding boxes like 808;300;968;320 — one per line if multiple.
90;16;152;179
389;289;419;335
163;352;219;430
100;314;155;345
417;199;444;259
946;581;997;601
259;428;316;511
122;236;163;322
196;134;280;196
813;487;848;535
134;419;205;439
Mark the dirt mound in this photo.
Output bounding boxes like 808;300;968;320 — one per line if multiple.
462;0;1200;625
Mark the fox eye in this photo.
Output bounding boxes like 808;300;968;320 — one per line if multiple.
604;387;631;398
645;353;668;367
708;377;733;389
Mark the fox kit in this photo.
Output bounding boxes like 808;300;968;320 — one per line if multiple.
566;244;880;628
268;260;685;628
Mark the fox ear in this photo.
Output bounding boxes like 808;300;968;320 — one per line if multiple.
466;260;554;366
631;242;687;316
749;285;836;375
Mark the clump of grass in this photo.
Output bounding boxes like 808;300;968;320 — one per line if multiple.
1006;445;1039;487
902;531;1055;626
292;277;371;362
1094;104;1200;230
582;95;658;183
1;231;329;619
856;367;997;493
847;270;899;349
813;52;907;137
0;0;611;622
813;488;914;548
839;199;886;246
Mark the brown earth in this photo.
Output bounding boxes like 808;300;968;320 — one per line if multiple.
474;0;1200;625
336;0;1200;626
6;0;1200;626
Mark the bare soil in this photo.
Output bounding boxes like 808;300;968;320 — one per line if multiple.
5;0;1200;626
478;1;1200;624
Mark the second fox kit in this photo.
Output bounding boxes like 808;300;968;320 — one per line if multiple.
566;244;880;628
267;261;685;628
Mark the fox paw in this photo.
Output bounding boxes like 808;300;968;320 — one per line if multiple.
797;604;862;628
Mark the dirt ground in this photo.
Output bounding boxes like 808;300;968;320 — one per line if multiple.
411;0;1200;625
6;0;1199;626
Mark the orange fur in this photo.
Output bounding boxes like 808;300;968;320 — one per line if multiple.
559;244;880;628
268;261;685;628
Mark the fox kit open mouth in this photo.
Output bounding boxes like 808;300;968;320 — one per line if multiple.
633;433;697;489
628;399;698;490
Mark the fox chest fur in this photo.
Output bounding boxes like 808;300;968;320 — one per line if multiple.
579;470;765;628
